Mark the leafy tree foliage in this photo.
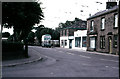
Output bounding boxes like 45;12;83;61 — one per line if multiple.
2;2;44;42
35;25;60;45
27;31;35;44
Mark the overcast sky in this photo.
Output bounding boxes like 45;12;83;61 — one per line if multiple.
2;0;119;34
40;0;108;29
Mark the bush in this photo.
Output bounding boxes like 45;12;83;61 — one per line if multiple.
2;41;24;52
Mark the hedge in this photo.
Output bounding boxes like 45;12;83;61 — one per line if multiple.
2;41;24;52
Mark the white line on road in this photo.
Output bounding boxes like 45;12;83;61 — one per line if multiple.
82;63;91;66
58;51;64;53
111;67;119;69
66;52;75;55
105;66;109;68
79;55;91;59
100;59;119;63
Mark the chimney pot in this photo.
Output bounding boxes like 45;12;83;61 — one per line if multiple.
106;1;117;9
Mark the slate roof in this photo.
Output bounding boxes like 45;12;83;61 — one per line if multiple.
87;5;119;20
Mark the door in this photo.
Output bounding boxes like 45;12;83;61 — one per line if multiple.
69;40;72;49
108;37;112;54
90;37;96;49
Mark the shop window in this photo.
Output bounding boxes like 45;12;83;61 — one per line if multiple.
65;40;67;46
75;37;81;47
82;37;87;47
61;40;63;46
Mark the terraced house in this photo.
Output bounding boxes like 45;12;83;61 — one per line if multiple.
87;1;119;55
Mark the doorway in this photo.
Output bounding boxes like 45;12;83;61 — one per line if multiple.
69;40;72;49
108;37;112;54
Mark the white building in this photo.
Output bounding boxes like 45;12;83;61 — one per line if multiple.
60;30;87;50
72;30;87;50
60;18;87;49
60;36;74;48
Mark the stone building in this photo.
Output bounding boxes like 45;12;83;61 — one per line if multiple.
87;1;119;55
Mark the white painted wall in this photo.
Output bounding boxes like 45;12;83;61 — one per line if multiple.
73;30;87;50
60;30;87;50
60;36;69;48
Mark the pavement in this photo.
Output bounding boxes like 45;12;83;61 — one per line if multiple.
2;47;43;67
2;46;119;67
71;48;119;57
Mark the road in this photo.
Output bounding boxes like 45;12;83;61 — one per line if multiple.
2;46;119;77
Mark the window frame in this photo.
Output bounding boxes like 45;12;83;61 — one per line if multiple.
90;37;95;49
65;40;67;46
61;40;63;46
90;20;94;32
113;35;118;48
82;36;87;47
75;37;81;47
113;13;118;29
61;30;63;36
101;17;105;31
65;30;67;36
100;36;105;49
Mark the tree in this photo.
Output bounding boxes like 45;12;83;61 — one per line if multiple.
51;30;60;40
2;2;44;42
35;25;45;45
27;31;35;45
35;27;53;45
35;26;60;45
2;2;44;57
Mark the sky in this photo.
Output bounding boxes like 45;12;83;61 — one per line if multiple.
2;0;119;34
39;0;108;29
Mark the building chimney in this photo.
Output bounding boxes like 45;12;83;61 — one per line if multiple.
89;14;91;17
106;0;117;9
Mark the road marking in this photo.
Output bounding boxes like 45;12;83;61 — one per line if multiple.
105;66;119;69
82;63;91;66
58;51;64;53
111;67;119;69
100;59;119;63
66;52;75;55
105;66;109;68
79;55;91;59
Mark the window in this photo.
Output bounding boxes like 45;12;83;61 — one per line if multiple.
90;37;95;48
114;14;118;28
90;21;94;32
114;35;118;48
75;37;81;47
61;30;63;36
61;40;63;46
100;36;105;49
101;18;105;30
65;30;67;36
82;37;87;47
65;40;67;46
